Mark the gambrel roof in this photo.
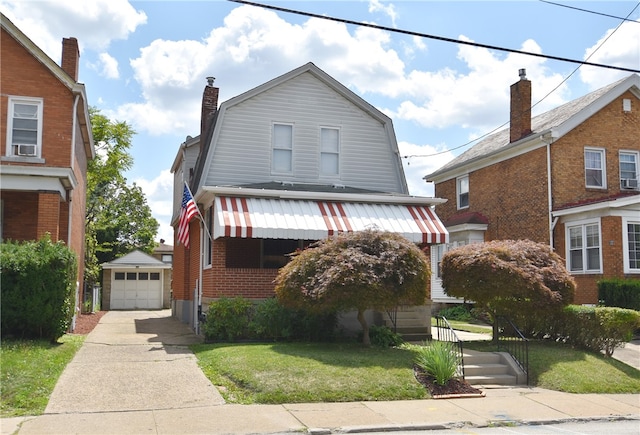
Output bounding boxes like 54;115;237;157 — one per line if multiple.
190;62;408;196
426;74;640;182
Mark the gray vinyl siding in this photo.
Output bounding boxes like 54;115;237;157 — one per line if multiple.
204;73;404;193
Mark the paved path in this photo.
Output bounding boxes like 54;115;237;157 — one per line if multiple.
45;310;224;414
2;310;638;435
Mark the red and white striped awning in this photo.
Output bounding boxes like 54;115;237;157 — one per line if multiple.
213;196;448;244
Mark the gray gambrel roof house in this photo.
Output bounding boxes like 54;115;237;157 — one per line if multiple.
426;74;640;182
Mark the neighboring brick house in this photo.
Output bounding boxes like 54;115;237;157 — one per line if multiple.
0;14;94;313
425;70;639;305
171;63;449;335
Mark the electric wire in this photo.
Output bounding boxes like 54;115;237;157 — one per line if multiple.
229;0;640;74
539;0;640;23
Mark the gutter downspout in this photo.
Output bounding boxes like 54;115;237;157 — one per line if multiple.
543;133;556;249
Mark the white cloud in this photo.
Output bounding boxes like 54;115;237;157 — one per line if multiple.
368;0;398;27
393;37;568;132
134;169;174;244
97;52;119;79
0;0;147;59
398;141;455;197
580;20;640;90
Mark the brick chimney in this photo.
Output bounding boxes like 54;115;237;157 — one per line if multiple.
201;77;219;141
61;37;79;81
510;68;532;143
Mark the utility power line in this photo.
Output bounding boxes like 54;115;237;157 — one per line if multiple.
229;0;640;74
540;0;640;23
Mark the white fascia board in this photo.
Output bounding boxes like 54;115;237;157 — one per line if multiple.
445;223;489;233
0;166;77;196
102;263;170;269
199;185;447;206
552;195;640;218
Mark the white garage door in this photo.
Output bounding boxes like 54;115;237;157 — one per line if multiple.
111;269;163;309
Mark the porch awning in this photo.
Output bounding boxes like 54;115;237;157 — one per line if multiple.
213;196;448;244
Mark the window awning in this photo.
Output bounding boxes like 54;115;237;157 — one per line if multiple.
213;196;448;244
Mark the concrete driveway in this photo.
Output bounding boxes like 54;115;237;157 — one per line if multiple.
44;310;225;414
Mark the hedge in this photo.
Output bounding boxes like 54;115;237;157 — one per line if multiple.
598;278;640;310
1;235;77;342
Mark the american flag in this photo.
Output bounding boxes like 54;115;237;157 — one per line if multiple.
177;184;198;248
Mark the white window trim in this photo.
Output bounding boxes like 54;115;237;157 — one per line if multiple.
584;147;607;189
319;126;340;178
5;96;44;159
456;175;469;210
619;150;639;190
271;122;294;175
622;216;640;274
565;217;603;274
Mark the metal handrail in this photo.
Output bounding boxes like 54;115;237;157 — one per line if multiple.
496;316;529;385
434;315;465;379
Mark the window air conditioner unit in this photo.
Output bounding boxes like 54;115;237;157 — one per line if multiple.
621;178;638;189
17;144;37;156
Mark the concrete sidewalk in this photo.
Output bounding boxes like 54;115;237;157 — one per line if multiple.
2;310;639;435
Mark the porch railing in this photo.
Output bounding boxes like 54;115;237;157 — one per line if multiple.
434;315;465;380
496;316;529;385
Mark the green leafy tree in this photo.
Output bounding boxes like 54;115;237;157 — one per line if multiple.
440;239;576;342
85;108;158;286
274;229;430;346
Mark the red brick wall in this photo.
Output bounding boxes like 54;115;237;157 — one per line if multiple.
202;238;279;299
434;146;549;243
550;90;639;208
1;191;38;240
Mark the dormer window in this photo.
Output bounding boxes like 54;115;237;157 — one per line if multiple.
457;175;469;209
6;97;43;158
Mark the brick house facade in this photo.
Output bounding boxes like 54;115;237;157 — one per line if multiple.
1;14;94;314
426;71;639;305
171;63;448;333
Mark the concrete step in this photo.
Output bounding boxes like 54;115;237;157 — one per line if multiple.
464;363;510;376
463;352;502;365
465;373;518;386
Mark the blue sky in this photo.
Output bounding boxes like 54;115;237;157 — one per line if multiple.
2;0;638;243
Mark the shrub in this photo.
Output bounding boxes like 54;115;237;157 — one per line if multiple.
598;278;640;310
363;325;404;348
414;341;460;385
203;297;254;342
251;297;296;341
437;305;472;321
1;235;77;342
561;305;640;356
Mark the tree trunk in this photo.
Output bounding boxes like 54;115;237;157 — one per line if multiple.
357;309;370;346
492;310;499;346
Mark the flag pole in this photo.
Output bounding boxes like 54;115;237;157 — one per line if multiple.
184;181;213;243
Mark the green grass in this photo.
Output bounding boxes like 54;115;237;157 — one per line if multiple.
193;339;640;404
465;340;640;394
432;318;493;335
191;342;428;404
0;335;85;417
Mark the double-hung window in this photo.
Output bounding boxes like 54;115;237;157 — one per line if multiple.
6;97;43;158
320;127;340;176
567;220;602;273
584;148;606;188
457;175;469;209
619;151;639;189
623;217;640;274
272;123;293;173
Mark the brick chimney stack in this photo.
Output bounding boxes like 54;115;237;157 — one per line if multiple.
201;77;219;141
510;68;532;143
61;37;79;81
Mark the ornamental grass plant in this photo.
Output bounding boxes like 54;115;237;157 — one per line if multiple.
413;341;461;386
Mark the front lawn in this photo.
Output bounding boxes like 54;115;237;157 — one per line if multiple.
1;335;85;417
190;342;427;404
192;339;640;404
